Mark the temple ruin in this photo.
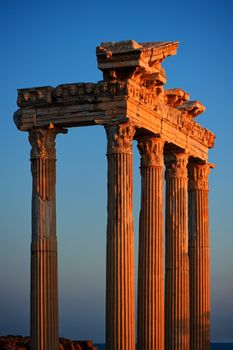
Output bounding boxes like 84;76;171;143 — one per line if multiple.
14;40;215;350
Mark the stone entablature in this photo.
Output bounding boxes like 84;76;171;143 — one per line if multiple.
14;82;215;161
14;40;215;161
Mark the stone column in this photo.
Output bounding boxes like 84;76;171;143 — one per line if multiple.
105;122;135;350
29;126;67;350
137;137;165;350
165;151;190;350
188;163;212;350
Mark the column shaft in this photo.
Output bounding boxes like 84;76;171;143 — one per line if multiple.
105;123;135;350
137;137;164;350
165;152;190;350
188;163;211;350
29;127;66;350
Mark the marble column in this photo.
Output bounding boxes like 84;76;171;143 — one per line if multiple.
165;151;190;350
29;126;67;350
137;137;165;350
105;122;135;350
188;163;212;350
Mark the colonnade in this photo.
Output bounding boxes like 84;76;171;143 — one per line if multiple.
28;121;212;350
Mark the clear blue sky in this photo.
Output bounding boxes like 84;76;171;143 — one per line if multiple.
0;0;232;343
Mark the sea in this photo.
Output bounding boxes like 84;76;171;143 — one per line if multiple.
95;345;233;350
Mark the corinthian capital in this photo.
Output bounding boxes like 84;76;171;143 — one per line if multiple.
29;125;67;160
165;151;188;179
188;163;213;190
105;122;135;154
137;137;164;167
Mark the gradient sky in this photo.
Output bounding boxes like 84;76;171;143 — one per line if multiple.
0;0;232;344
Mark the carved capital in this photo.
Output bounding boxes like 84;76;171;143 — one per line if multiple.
165;152;188;179
137;137;164;167
105;122;135;154
188;163;211;190
29;125;67;160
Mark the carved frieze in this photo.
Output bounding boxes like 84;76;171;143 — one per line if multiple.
137;137;164;167
17;81;127;107
105;122;135;154
95;81;127;97
127;80;164;110
188;163;213;190
17;86;53;107
159;104;215;148
127;82;215;149
52;83;96;103
165;152;189;179
18;83;98;107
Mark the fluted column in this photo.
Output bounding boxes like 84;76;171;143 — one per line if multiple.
137;137;164;350
188;163;212;350
105;122;135;350
165;151;190;350
29;125;67;350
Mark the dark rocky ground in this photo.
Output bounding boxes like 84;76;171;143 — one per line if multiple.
1;337;232;350
0;336;97;349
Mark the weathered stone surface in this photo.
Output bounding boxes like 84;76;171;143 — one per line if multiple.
105;122;135;350
137;137;165;350
29;126;67;350
0;336;97;350
178;100;206;118
96;40;178;85
165;88;190;107
188;162;214;350
165;152;190;350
